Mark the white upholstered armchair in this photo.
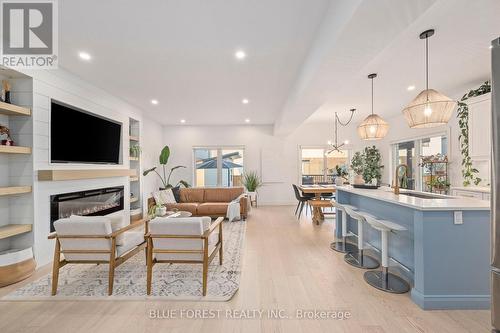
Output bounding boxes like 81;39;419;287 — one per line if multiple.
146;216;223;296
48;214;147;295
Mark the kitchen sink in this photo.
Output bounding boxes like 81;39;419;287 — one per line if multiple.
399;192;446;199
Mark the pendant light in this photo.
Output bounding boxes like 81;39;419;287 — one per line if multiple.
357;73;389;140
326;109;355;155
402;29;455;128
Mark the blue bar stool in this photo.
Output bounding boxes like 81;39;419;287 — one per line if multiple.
363;215;410;293
330;202;357;253
343;208;379;269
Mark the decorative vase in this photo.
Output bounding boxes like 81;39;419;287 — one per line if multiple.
353;174;364;185
335;177;344;186
155;206;167;217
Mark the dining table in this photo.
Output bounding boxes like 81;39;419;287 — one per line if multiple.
298;184;336;224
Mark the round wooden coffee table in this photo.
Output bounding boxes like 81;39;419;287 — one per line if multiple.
165;211;192;218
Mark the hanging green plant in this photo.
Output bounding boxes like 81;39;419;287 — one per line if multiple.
456;81;490;187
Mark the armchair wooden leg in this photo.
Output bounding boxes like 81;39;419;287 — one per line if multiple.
146;237;153;295
108;238;116;296
219;223;223;265
202;237;209;296
51;239;61;296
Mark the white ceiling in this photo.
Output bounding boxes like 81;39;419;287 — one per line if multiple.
58;0;330;125
58;0;500;132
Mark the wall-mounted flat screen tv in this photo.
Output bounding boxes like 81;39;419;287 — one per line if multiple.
50;100;122;164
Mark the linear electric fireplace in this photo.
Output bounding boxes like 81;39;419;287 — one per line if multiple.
50;186;124;232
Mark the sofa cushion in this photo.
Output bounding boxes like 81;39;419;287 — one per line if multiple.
197;202;228;216
203;187;244;203
179;188;205;203
165;202;199;215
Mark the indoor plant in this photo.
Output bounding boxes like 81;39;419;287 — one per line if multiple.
129;144;141;158
242;171;263;205
332;165;348;185
350;151;364;185
362;146;383;185
143;145;190;189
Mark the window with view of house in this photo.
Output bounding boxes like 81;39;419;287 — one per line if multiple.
193;147;244;187
392;134;447;192
300;147;349;185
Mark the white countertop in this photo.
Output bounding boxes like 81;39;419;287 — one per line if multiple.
450;186;491;193
336;185;490;211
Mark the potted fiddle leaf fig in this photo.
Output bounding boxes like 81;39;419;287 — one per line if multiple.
143;145;190;190
362;146;383;185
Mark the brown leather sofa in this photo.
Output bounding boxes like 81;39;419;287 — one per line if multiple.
148;187;249;220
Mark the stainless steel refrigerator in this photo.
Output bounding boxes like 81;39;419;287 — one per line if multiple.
491;36;500;332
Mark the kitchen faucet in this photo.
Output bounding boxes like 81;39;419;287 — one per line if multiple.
393;164;408;195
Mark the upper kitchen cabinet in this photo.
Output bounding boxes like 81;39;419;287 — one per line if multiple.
468;92;491;159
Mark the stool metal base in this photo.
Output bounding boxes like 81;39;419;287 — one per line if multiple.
330;240;357;254
344;250;379;269
363;268;410;294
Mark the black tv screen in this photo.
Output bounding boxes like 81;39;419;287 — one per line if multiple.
51;100;121;164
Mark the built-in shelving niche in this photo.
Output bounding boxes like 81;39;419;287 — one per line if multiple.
129;117;142;223
0;67;34;265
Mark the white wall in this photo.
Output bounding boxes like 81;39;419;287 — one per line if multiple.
161;121;368;205
161;93;491;207
24;69;162;266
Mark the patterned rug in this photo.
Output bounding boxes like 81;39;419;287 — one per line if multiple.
4;221;246;301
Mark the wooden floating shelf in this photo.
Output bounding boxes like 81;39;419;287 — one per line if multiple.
130;196;139;203
0;186;31;196
0;224;32;240
129;156;139;161
0;101;31;116
129;135;139;142
0;145;31;154
130;176;139;182
38;169;136;181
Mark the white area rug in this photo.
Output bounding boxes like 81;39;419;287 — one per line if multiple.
4;221;246;301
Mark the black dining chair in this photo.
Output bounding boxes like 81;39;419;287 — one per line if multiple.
292;184;312;218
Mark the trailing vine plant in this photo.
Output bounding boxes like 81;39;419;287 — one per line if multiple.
456;81;490;186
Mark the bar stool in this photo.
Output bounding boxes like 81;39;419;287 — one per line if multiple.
343;209;379;269
363;215;410;294
330;202;357;253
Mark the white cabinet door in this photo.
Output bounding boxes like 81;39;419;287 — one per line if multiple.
452;189;484;199
468;94;491;159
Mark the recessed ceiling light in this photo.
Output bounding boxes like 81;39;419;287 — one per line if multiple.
151;99;159;105
78;52;91;61
245;118;250;123
235;50;246;60
242;99;249;104
180;119;186;124
407;85;416;91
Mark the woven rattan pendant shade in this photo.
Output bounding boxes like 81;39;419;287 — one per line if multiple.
357;114;389;140
357;73;389;140
402;89;455;128
403;29;455;128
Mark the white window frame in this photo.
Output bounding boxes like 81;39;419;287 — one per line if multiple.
298;145;352;184
192;145;245;187
389;128;450;191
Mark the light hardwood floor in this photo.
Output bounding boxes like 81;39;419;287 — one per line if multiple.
0;206;491;333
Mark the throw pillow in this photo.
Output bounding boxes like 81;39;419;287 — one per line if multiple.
152;189;176;205
171;186;181;203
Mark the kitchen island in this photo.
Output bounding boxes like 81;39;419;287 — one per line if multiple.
335;185;490;310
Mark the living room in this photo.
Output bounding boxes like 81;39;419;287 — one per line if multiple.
0;1;500;332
